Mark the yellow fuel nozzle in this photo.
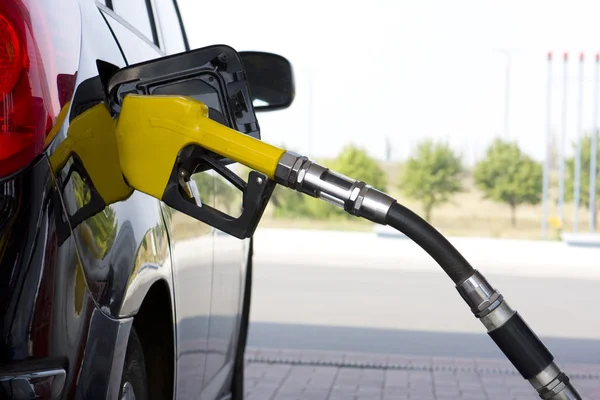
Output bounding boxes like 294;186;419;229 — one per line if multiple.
115;94;285;201
115;94;281;239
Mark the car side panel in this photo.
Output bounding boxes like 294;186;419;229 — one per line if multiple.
47;0;175;396
204;170;249;394
48;1;173;322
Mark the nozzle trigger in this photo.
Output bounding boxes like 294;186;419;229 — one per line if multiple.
162;148;275;239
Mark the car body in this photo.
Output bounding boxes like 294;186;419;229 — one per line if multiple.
0;1;250;398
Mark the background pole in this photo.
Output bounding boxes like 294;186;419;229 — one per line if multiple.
542;52;553;238
590;55;599;231
558;53;569;229
574;53;584;232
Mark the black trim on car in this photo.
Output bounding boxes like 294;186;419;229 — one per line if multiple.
99;7;128;64
145;0;160;47
173;0;190;51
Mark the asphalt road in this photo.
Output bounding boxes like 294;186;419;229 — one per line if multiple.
247;229;600;364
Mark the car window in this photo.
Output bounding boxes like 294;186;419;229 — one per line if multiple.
154;0;186;54
110;0;158;45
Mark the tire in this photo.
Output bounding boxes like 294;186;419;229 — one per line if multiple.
119;327;149;400
231;240;253;400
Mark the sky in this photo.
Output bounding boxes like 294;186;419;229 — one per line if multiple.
178;0;600;165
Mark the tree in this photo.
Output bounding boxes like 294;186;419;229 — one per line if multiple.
272;187;311;218
330;144;388;191
565;133;600;226
474;139;542;227
399;139;463;221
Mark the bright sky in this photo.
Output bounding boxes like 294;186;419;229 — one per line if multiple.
179;0;600;165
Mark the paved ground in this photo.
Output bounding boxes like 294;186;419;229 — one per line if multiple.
246;229;600;398
250;229;600;354
244;348;600;400
248;263;600;363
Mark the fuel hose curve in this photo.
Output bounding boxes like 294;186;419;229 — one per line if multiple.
272;151;583;400
385;202;579;400
385;202;474;284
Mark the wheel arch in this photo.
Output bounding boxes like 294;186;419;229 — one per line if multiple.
132;279;175;400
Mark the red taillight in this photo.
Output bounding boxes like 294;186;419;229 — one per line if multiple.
0;14;22;99
0;1;58;177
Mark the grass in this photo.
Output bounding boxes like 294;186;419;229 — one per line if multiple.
259;216;374;232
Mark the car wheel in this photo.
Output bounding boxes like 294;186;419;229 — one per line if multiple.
120;327;149;400
231;240;253;400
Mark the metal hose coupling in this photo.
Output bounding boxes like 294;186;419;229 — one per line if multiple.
274;151;395;224
457;271;582;400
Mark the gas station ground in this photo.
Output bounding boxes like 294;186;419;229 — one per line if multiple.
245;347;600;400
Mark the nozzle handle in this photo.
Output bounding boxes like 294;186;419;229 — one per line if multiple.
162;150;275;239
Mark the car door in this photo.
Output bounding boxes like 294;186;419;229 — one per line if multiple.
205;166;248;393
98;1;216;397
156;4;250;392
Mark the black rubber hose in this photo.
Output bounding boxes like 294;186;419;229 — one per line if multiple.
385;202;475;284
487;312;554;379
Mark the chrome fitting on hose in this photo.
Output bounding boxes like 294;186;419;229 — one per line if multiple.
456;270;503;317
530;363;582;400
274;151;395;224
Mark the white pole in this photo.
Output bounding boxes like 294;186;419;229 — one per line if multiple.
542;52;553;239
558;53;568;228
574;53;584;232
590;54;599;231
307;69;314;155
504;53;511;139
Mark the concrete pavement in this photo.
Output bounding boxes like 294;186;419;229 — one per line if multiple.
253;228;600;279
250;228;600;341
245;228;600;398
244;347;600;400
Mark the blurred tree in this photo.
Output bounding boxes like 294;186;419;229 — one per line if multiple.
192;171;214;201
565;134;600;226
325;144;387;219
399;139;463;221
192;170;239;214
474;139;542;227
272;187;311;218
330;144;387;191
